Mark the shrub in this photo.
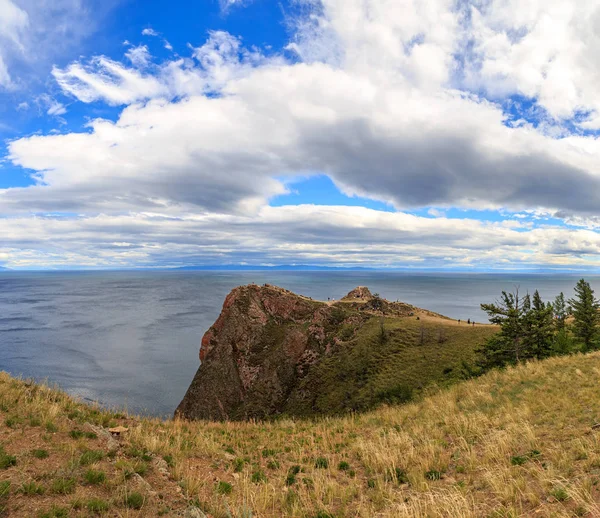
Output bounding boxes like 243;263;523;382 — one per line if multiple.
0;451;16;470
251;470;267;483
315;457;329;469
32;449;49;459
385;467;408;484
425;470;443;481
550;487;569;502
338;461;350;471
216;481;233;495
124;492;144;509
84;469;106;485
286;465;301;486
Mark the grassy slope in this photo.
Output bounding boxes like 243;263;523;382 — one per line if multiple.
3;353;600;517
284;308;496;415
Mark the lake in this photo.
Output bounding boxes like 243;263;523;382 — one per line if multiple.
0;270;593;416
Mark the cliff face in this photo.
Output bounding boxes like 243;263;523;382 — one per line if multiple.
176;284;373;420
175;283;484;421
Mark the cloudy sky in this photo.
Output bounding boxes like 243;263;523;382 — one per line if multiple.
2;0;600;270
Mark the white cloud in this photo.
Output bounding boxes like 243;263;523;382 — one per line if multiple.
125;44;151;68
0;0;29;88
141;28;159;37
1;206;600;269
5;0;600;268
0;0;118;92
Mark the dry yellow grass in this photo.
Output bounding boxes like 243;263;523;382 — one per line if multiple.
2;352;600;517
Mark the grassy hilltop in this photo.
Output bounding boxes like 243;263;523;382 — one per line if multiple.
2;352;600;517
176;284;497;420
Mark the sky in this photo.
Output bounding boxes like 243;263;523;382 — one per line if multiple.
3;0;600;270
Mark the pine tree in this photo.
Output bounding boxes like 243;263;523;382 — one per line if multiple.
552;292;567;331
523;290;554;358
568;279;600;351
479;289;529;368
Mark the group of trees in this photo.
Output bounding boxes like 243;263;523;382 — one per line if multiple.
478;279;600;369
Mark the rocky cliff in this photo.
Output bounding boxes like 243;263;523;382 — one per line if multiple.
175;284;369;420
176;284;492;421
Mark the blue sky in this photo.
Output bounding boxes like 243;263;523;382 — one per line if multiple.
2;0;600;270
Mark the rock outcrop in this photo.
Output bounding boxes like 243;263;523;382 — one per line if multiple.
342;286;373;300
175;284;452;421
176;284;373;420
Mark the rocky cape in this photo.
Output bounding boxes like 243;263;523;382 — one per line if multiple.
175;284;460;421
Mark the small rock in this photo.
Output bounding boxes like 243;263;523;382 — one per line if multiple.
153;457;170;477
592;422;600;430
84;423;119;453
132;473;157;496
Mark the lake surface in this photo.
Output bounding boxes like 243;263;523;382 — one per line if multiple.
0;270;594;416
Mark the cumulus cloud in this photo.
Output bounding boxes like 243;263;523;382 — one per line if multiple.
141;28;159;37
0;0;29;88
1;206;600;269
4;0;600;268
0;0;117;92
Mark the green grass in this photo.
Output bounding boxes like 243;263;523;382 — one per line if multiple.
216;481;232;495
124;491;144;509
38;506;69;518
86;497;109;513
18;481;45;495
281;313;496;416
31;449;49;459
79;450;104;466
84;469;106;485
0;446;16;470
50;477;76;495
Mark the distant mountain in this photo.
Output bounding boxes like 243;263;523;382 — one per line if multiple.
173;264;376;271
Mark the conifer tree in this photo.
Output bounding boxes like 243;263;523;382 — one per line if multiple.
568;279;600;351
479;288;529;367
552;292;567;331
523;290;554;358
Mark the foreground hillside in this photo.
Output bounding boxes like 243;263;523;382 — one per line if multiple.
3;353;600;517
177;284;496;419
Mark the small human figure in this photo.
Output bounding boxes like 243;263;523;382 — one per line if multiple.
458;319;461;324
472;321;475;327
467;318;470;325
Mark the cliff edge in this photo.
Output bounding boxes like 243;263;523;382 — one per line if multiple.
176;284;494;420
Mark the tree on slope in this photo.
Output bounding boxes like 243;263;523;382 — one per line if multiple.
523;290;554;359
568;279;600;352
552;292;567;331
479;288;531;368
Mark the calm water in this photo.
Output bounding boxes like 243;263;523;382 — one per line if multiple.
0;271;594;416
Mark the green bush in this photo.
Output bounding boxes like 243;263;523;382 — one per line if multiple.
32;449;49;459
315;457;329;469
124;492;144;509
84;469;106;485
251;470;267;483
216;481;233;495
